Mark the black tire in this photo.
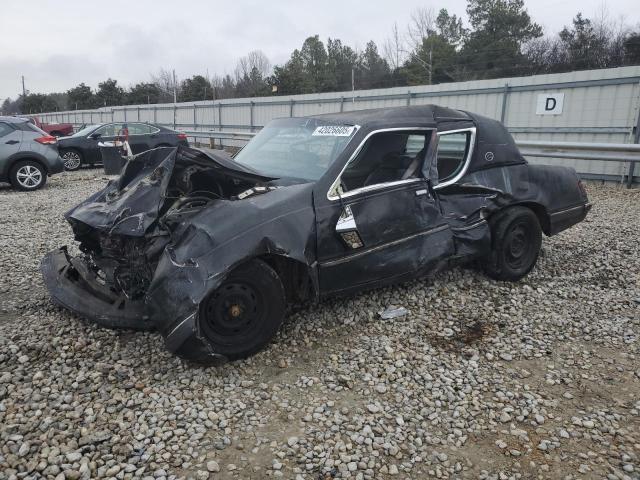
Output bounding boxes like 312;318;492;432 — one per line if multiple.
198;259;286;360
61;149;83;171
9;160;47;191
482;206;542;281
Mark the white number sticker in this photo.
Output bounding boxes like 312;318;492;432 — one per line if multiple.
312;125;356;136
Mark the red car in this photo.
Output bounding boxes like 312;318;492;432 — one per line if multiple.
29;116;74;137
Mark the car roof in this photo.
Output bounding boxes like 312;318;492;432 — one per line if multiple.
310;105;471;128
0;116;30;124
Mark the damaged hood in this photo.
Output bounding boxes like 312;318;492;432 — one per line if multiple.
66;146;275;237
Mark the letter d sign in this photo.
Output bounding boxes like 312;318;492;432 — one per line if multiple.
536;93;564;115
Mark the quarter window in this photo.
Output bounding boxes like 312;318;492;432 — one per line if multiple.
337;131;430;194
436;131;471;183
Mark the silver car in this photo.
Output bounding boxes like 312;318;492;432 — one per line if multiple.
0;116;64;191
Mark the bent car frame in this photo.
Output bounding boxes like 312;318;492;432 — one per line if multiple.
41;105;591;363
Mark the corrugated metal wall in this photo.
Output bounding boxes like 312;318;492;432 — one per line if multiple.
36;66;640;181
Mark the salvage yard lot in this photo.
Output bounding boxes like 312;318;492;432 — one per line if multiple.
0;170;639;480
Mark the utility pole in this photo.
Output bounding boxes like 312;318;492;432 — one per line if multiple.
21;76;26;97
351;68;355;103
428;46;433;85
172;69;177;103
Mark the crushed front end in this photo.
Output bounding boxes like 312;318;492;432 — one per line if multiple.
41;146;278;358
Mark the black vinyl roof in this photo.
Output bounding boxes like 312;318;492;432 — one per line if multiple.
311;105;471;128
311;105;526;173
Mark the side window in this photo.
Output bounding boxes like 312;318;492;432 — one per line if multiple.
93;123;125;137
128;123;157;135
338;131;429;194
0;122;14;137
436;131;471;183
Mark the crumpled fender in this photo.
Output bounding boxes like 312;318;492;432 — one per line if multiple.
144;182;318;361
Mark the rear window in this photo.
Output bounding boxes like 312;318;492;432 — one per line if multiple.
24;122;48;135
0;122;14;137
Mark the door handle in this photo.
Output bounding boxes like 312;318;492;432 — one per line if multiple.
5;140;19;145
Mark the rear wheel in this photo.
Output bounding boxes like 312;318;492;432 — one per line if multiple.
198;259;286;360
482;206;542;281
61;149;82;171
10;160;47;191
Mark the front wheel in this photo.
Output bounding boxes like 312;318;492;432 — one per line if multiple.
10;160;47;191
61;149;82;171
198;259;286;360
482;206;542;281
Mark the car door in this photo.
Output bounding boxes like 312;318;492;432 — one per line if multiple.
127;123;157;153
315;129;455;294
86;123;123;163
0;122;22;164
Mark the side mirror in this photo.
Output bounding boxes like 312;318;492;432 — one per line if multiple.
89;132;101;140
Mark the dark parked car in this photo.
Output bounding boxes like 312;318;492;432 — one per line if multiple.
0;116;64;191
57;122;189;170
41;105;591;362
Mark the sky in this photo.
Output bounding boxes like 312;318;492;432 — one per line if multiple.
1;0;638;101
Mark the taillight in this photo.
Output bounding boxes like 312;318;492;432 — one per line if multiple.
35;135;57;145
177;133;188;140
578;180;588;198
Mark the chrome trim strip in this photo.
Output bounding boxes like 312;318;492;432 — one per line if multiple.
549;203;589;217
451;219;487;231
433;127;477;190
320;224;449;267
166;312;195;339
327;127;436;201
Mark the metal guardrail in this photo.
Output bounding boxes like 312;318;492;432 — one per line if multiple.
517;140;640;187
182;130;640;187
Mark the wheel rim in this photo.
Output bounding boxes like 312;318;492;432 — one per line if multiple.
504;221;535;270
63;151;81;170
16;165;43;189
201;282;264;342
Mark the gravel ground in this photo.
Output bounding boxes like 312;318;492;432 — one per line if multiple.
0;170;639;480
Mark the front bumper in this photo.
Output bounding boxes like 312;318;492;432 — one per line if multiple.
40;247;153;330
41;247;224;363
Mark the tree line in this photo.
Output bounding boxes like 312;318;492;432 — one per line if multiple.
3;0;639;115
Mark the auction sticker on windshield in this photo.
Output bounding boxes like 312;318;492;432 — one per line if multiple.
312;125;357;136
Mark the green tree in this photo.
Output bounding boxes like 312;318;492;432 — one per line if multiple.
460;0;543;79
67;83;96;109
436;9;466;46
272;50;306;95
404;35;458;85
96;78;125;107
625;33;640;65
326;38;358;91
299;35;331;92
180;75;213;101
126;82;162;105
21;93;58;113
357;41;392;89
558;14;611;70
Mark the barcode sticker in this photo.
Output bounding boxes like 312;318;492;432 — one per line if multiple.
312;126;356;136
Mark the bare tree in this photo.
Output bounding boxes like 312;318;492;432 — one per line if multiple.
383;22;407;70
150;68;180;103
235;50;272;81
407;7;437;50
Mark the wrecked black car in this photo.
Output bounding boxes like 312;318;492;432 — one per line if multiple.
41;105;591;363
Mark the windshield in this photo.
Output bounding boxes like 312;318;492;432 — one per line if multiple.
72;124;101;137
234;118;358;181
